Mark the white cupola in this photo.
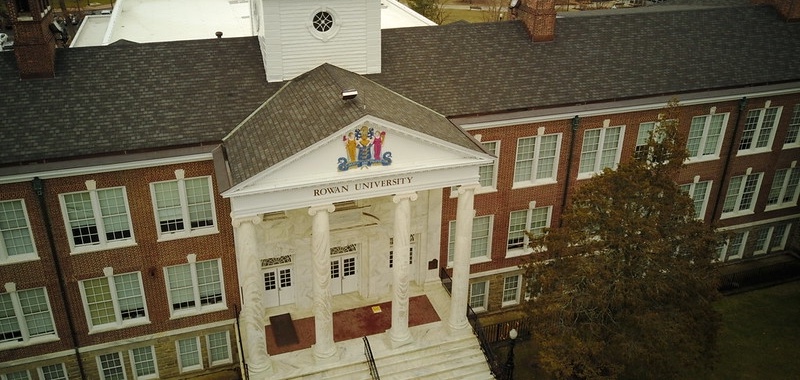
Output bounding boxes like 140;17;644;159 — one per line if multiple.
252;0;382;82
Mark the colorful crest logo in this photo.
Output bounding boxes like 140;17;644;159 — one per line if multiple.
338;125;392;171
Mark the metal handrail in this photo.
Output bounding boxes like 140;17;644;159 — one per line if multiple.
363;336;381;380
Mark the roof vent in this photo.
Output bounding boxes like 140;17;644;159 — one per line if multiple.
342;89;358;100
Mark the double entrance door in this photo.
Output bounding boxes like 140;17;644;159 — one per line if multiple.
263;250;360;307
330;253;358;296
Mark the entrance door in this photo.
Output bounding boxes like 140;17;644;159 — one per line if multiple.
330;254;358;295
263;265;294;308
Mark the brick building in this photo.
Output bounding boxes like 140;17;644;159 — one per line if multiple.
1;0;799;379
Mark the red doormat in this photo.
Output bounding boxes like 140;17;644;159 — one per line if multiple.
265;295;440;355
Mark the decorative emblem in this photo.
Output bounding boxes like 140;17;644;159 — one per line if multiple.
338;125;392;171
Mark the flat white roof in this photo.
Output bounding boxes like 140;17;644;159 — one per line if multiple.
71;0;435;48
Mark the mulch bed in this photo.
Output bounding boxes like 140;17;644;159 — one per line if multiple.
265;295;440;355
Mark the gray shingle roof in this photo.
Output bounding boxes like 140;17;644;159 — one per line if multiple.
1;2;798;170
223;63;483;185
372;4;800;117
0;37;279;166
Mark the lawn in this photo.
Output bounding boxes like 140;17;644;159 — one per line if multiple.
498;281;800;379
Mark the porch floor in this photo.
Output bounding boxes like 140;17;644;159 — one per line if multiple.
265;295;441;355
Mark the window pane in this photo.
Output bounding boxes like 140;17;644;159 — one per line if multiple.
703;114;725;155
530;207;549;236
197;261;222;306
479;141;497;186
154;181;184;232
469;282;486;309
83;278;115;326
470;216;491;259
686;116;706;157
514;137;536;183
167;265;195;310
536;135;558;179
755;108;778;148
18;288;54;337
0;200;35;257
208;331;230;363
785;104;800;144
131;346;157;377
186;178;214;229
739;174;760;210
722;176;743;213
579;129;600;173
599;127;621;170
40;364;67;380
64;192;99;246
178;338;201;369
97;188;131;241
99;352;125;380
4;370;31;380
502;276;519;303
507;211;527;250
115;273;145;320
0;293;22;342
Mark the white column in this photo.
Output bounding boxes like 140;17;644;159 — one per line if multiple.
389;192;417;347
308;204;338;361
232;216;271;377
449;184;478;330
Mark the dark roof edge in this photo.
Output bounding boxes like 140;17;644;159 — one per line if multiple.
452;81;800;129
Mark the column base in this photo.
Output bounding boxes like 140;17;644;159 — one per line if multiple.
447;316;471;332
312;344;339;363
247;360;273;380
387;328;414;348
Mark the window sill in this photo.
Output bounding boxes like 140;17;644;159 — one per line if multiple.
70;240;137;255
88;319;151;335
685;155;720;164
170;304;227;320
719;210;755;220
511;179;557;190
505;248;530;259
765;204;797;212
0;334;59;351
157;227;219;242
0;255;40;266
736;148;772;157
501;301;520;308
782;144;800;150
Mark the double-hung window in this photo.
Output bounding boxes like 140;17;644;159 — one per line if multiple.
79;269;147;331
754;223;792;255
687;113;727;161
679;178;712;220
766;166;800;210
151;173;217;240
1;370;31;380
165;257;225;316
176;337;203;373
507;205;551;256
478;141;499;191
502;275;522;307
97;352;126;380
0;285;56;348
578;125;623;178
717;231;747;262
207;331;232;366
0;199;37;263
38;363;68;380
60;182;134;252
513;133;560;186
784;104;800;149
468;281;488;312
447;216;492;265
721;171;763;218
738;106;781;154
129;346;158;379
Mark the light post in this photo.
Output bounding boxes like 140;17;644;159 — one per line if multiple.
504;328;518;380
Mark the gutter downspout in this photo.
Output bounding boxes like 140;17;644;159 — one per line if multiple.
31;177;86;379
710;97;747;222
560;116;580;227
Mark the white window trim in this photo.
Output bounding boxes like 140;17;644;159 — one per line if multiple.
128;345;159;380
164;256;226;319
0;369;31;380
446;216;494;267
478;140;500;193
506;204;552;258
720;170;763;219
0;284;58;350
765;163;800;211
577;123;625;180
308;7;340;41
722;231;748;261
783;104;800;149
737;104;781;156
686;111;729;163
0;199;38;265
501;274;522;307
37;363;68;380
512;132;561;189
96;352;127;380
150;172;219;242
79;268;149;334
59;181;136;254
757;223;792;254
680;176;712;220
176;336;204;373
206;331;233;367
469;281;489;313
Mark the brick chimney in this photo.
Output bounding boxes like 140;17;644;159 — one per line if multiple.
752;0;800;21
510;0;557;42
7;0;57;79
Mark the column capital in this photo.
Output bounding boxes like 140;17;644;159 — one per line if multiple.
308;204;336;216
392;191;418;204
456;183;480;195
231;214;262;228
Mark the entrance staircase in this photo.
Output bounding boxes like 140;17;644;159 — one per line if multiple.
272;321;493;379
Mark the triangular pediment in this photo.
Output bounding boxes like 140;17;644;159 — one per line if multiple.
225;115;491;197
